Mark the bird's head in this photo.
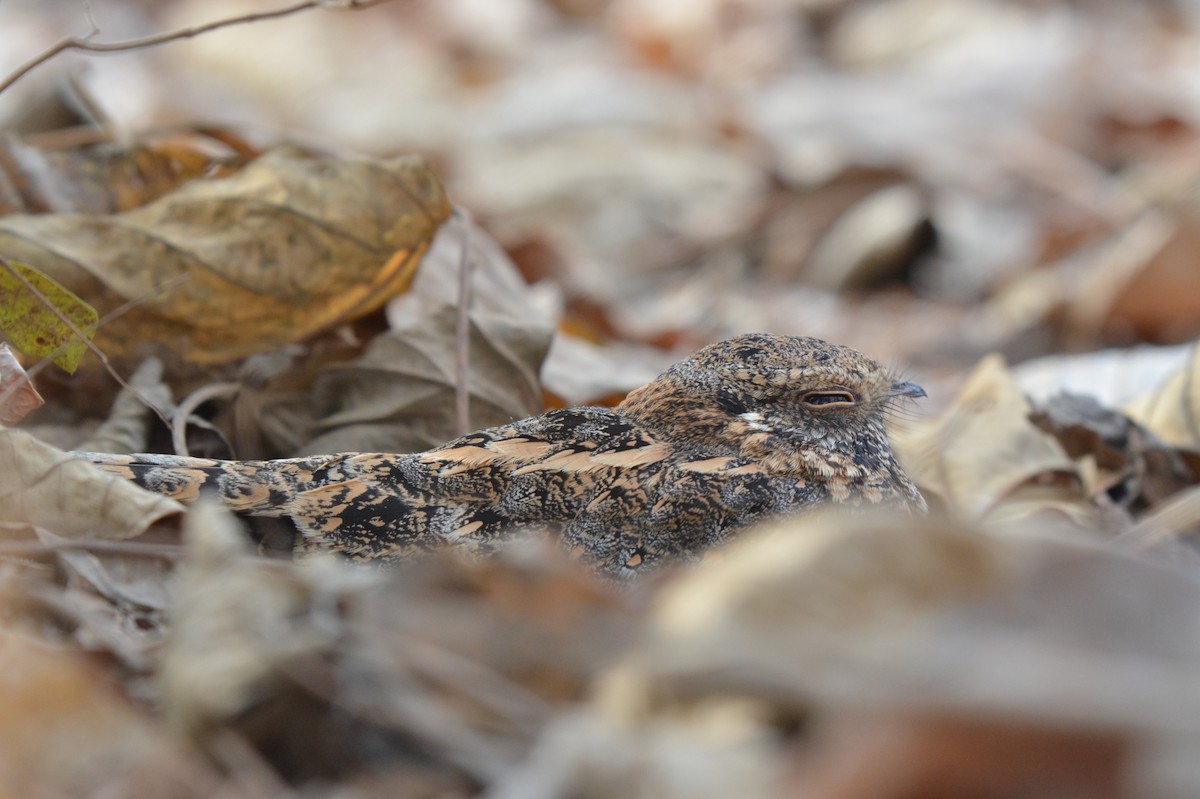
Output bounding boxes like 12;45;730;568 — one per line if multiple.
618;334;925;496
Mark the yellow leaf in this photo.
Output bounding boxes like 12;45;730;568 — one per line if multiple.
0;260;97;373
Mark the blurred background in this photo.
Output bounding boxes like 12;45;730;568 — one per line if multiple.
3;0;1200;403
7;5;1200;797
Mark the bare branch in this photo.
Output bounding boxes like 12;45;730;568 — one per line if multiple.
453;206;475;437
0;539;186;559
0;0;399;97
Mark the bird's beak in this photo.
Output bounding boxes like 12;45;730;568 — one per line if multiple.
889;380;927;399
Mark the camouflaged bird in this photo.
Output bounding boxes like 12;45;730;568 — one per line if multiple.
80;334;926;578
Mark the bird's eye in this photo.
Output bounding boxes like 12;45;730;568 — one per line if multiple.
800;390;857;407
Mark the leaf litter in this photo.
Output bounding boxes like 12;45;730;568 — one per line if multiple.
5;1;1200;797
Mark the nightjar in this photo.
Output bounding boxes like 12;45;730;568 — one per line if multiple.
79;334;926;578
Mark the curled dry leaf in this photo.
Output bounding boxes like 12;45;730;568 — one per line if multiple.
76;357;173;454
352;538;632;706
802;183;931;292
540;333;674;408
1121;485;1200;554
1031;392;1197;511
392;209;561;324
0;426;182;538
290;210;555;453
43;530;173;614
1125;340;1200;451
0;148;451;364
0;343;43;425
760;171;910;284
892;354;1081;519
0;129;252;216
654;511;1004;650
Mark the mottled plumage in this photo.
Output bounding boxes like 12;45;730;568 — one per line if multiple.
79;334;926;577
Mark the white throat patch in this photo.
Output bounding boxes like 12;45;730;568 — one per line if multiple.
738;411;771;432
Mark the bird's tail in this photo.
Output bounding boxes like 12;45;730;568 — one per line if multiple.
77;451;328;517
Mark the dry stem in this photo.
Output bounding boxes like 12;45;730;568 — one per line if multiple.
0;0;399;97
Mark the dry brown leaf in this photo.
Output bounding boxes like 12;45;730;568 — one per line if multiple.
289;210;556;453
655;512;1004;647
352;537;631;705
1014;342;1193;409
0;426;182;537
335;539;631;784
1125;340;1200;450
892;354;1082;518
293;305;552;456
760;172;910;285
505;509;1200;799
16;572;168;673
391;209;561;324
0;148;451;364
578;512;1200;798
161;502;624;783
160;500;423;780
49;540;172;613
0;626;220;797
0;342;42;424
166;212;558;459
1102;214;1200;342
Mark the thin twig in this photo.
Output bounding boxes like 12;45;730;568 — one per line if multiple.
82;1;101;39
0;255;175;430
171;380;241;457
0;536;299;571
94;273;191;330
0;539;186;559
454;206;475;437
0;0;399;97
